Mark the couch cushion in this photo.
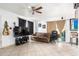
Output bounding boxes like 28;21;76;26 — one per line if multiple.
32;32;50;43
36;33;49;37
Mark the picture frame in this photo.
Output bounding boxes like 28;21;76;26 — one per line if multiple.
38;23;41;27
70;18;78;31
42;25;46;29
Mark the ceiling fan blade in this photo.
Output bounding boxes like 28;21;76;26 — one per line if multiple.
32;7;35;10
35;10;42;14
35;6;43;10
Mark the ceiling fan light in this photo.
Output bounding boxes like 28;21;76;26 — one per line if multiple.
28;6;31;9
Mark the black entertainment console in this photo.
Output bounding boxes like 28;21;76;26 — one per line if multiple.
13;26;29;45
15;36;29;45
13;17;33;45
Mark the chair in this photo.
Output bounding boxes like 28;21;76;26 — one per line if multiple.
50;30;58;42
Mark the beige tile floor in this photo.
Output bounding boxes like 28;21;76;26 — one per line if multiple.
0;40;79;56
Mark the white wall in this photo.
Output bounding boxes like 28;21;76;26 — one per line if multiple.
33;20;38;33
36;21;47;33
0;16;2;39
0;3;30;17
0;9;18;47
65;19;70;42
77;7;79;43
0;8;35;48
65;7;79;43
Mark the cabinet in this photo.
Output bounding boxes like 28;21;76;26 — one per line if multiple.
15;36;29;45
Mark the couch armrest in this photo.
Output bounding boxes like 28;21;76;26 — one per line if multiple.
32;33;37;36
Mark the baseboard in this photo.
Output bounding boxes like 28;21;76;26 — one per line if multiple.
1;43;15;48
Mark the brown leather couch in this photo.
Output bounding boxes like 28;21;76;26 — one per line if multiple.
32;33;50;43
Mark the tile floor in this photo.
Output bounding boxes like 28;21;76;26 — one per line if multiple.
0;40;79;56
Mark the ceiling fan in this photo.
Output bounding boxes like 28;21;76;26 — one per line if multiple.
31;6;43;15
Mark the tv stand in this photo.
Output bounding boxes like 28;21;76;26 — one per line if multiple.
15;35;29;45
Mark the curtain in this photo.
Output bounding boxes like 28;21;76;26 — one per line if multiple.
47;21;56;33
57;20;65;33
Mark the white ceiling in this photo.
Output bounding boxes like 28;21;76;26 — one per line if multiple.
0;3;75;21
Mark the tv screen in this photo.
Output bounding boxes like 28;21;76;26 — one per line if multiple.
70;18;78;31
74;19;78;29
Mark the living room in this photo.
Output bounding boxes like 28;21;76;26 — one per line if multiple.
0;3;79;56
